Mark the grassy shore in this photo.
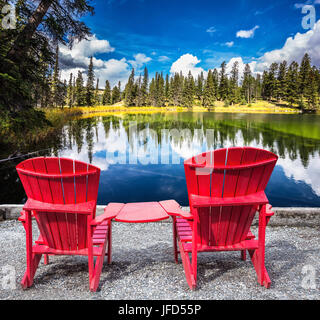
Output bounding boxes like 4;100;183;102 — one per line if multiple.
72;100;301;118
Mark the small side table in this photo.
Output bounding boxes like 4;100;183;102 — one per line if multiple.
114;202;170;223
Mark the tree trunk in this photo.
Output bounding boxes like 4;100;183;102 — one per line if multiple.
6;0;54;63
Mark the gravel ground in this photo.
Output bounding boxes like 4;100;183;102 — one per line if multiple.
0;219;319;300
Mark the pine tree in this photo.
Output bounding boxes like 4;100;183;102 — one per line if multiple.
182;71;195;107
75;71;85;106
67;73;74;108
111;85;121;104
165;74;170;103
286;61;299;107
219;62;228;101
196;72;204;104
299;53;311;97
135;75;143;106
212;69;219;100
51;45;60;107
229;61;239;104
102;80;111;105
86;56;95;106
141;67;149;106
170;73;183;106
156;72;165;107
94;78;100;105
203;70;216;107
305;66;319;111
125;69;136;106
275;61;287;101
242;64;253;103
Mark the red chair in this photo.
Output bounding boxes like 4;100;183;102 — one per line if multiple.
171;147;278;290
16;157;122;292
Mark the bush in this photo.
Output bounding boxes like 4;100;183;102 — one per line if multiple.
240;99;247;105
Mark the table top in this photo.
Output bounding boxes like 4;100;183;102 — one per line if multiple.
114;202;170;223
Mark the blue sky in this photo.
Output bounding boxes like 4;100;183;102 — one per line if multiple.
59;0;320;87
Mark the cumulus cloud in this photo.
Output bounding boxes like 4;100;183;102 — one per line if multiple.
236;25;259;38
220;19;320;78
170;54;206;77
253;19;320;72
225;57;257;79
128;53;152;70
59;35;114;69
59;35;152;89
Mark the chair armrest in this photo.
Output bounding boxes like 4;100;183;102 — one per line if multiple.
266;204;274;217
23;199;96;214
190;191;269;208
18;210;27;222
159;200;193;220
91;203;125;226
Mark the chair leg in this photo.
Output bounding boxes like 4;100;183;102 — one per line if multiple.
90;240;108;292
44;254;49;265
249;248;271;288
173;217;178;264
249;204;271;289
21;253;42;289
178;240;196;290
107;221;112;265
241;250;247;261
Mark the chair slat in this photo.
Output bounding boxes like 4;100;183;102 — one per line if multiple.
60;158;75;205
32;158;53;203
75;161;89;250
44;158;64;204
25;159;43;201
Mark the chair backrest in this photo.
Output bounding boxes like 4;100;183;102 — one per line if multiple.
16;157;100;251
184;147;278;247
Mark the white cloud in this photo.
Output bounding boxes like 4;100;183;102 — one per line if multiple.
253;19;320;72
158;55;171;62
225;57;257;78
224;41;234;47
60;35;114;63
170;54;206;77
277;153;320;196
59;36;153;89
59;35;130;88
236;25;259;38
206;26;216;36
128;53;152;70
221;19;320;77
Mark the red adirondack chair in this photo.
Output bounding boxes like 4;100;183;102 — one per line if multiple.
16;157;122;292
170;147;278;290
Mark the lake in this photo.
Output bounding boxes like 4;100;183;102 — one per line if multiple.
1;112;320;207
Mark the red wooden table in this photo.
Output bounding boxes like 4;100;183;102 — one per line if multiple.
103;200;193;223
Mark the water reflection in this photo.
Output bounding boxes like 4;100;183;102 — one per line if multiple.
1;112;320;207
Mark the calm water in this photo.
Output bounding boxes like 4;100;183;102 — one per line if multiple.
1;112;320;207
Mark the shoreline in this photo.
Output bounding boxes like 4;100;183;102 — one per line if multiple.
73;103;302;117
1;205;320;227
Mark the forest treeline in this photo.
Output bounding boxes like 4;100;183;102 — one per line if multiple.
47;50;320;112
1;0;320;133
